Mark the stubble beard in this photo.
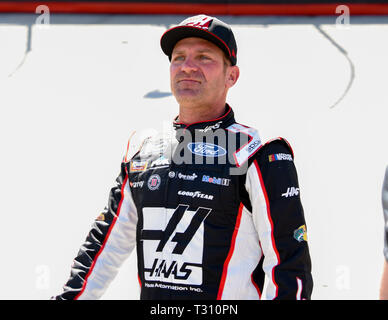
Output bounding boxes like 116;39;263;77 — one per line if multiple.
172;80;206;109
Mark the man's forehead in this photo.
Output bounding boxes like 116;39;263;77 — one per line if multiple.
172;37;223;54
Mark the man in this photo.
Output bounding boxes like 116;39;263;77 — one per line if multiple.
54;14;313;300
380;166;388;299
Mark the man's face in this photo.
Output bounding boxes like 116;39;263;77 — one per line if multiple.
170;37;237;109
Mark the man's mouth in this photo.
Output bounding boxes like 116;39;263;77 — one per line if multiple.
177;79;201;84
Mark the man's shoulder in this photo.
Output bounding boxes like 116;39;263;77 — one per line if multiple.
224;122;261;168
249;136;295;169
259;137;294;158
123;129;172;163
225;121;294;166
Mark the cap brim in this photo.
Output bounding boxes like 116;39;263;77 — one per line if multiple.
160;26;232;63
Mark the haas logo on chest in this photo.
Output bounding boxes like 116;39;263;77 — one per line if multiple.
141;205;212;285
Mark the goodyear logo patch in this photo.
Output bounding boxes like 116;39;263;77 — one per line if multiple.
293;225;307;242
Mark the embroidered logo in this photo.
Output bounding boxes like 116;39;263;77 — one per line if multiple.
281;187;300;198
294;225;307;242
268;153;293;162
187;142;227;157
147;174;161;191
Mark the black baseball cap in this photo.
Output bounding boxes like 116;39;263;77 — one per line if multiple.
160;14;237;66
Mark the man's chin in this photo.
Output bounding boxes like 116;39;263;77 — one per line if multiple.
175;95;201;107
174;91;202;103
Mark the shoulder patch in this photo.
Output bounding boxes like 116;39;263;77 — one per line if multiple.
259;137;295;163
226;123;262;168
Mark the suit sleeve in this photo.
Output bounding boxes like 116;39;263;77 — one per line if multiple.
245;138;313;300
54;161;138;300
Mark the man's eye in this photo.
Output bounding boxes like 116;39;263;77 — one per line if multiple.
172;55;184;62
199;55;211;60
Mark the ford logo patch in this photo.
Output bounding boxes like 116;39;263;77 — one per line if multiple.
187;143;227;157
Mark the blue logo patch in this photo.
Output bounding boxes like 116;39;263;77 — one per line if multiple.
187;143;227;157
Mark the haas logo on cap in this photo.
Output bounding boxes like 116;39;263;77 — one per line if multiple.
184;15;213;30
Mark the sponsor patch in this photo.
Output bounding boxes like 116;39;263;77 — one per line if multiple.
130;181;144;189
268;153;293;162
169;171;198;181
198;121;222;133
294;225;307;242
96;213;105;221
142;205;212;285
178;190;214;200
281;187;300;198
150;155;169;168
147;174;161;191
226;124;261;168
187;142;227;157
202;175;230;186
130;160;148;172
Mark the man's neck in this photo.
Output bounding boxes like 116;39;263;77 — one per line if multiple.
177;102;227;124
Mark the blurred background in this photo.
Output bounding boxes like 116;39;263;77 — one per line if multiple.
0;0;388;300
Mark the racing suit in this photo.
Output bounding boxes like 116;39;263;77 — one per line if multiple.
55;105;313;300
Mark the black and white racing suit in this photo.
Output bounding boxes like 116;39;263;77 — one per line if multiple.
54;105;313;300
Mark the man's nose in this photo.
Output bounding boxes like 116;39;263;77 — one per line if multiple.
180;57;198;73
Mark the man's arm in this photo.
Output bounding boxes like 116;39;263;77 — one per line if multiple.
380;165;388;299
53;161;138;300
245;138;313;300
380;261;388;300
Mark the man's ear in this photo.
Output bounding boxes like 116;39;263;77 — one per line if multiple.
226;66;240;89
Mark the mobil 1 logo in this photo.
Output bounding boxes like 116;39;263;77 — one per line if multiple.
141;205;212;285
